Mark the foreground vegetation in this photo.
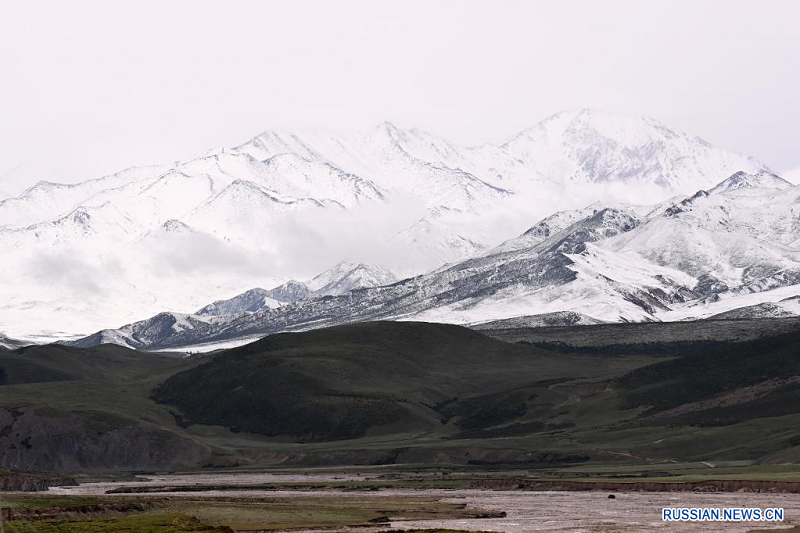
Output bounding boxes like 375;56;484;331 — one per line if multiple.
0;491;498;532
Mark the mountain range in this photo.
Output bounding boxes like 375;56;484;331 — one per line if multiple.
0;109;787;342
70;169;800;351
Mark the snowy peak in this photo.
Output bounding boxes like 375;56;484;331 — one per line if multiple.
306;261;398;296
265;280;310;303
708;170;793;195
503;108;768;190
192;262;398;319
489;206;600;255
0;163;177;228
70;312;212;350
530;207;642;256
505;108;675;147
196;288;282;317
189;178;331;217
601;172;800;289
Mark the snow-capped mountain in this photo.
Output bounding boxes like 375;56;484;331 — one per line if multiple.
499;110;766;191
196;288;284;317
0;110;777;339
228;109;768;272
0;164;177;229
601;171;800;292
259;154;387;207
707;170;793;195
72;262;399;348
264;280;311;304
69;170;799;350
196;262;397;318
305;261;398;295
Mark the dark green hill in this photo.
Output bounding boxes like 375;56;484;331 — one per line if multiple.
618;329;800;425
0;343;185;385
0;344;211;472
2;319;800;472
151;321;606;441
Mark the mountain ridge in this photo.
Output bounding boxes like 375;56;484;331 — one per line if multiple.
0;110;783;339
70;170;799;351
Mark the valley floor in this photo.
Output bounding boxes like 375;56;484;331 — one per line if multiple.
3;467;800;532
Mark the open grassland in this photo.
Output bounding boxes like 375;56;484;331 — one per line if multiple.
0;491;497;532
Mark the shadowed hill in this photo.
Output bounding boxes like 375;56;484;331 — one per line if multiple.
619;329;800;421
152;321;598;441
2;320;800;472
0;344;211;472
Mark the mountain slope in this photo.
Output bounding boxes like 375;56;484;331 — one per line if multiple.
7;321;800;470
601;173;800;291
192;262;398;319
305;261;398;296
501;109;767;191
0;111;777;338
152;322;569;441
196;289;283;317
73;171;800;351
73;205;696;349
0;164;176;228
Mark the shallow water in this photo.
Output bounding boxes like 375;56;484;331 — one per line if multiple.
47;473;800;531
391;490;800;532
47;471;371;496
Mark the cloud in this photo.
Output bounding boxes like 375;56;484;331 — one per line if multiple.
27;250;105;296
780;167;800;185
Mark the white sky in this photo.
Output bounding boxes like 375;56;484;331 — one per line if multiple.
1;0;798;196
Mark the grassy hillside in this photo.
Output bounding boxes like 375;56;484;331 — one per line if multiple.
0;345;211;472
152;322;635;442
2;319;800;472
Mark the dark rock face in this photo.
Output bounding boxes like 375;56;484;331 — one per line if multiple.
0;406;211;472
693;274;729;296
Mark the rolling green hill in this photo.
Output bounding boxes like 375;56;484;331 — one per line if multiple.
152;322;630;442
1;320;799;472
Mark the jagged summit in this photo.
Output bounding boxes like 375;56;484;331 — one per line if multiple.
189;262;399;320
306;261;398;296
708;170;793;195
